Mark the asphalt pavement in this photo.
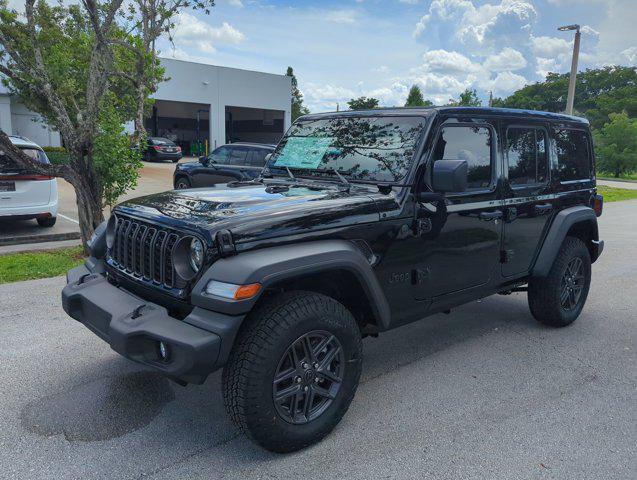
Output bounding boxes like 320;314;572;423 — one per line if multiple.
0;201;635;480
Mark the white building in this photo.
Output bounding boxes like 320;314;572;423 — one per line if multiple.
0;58;292;151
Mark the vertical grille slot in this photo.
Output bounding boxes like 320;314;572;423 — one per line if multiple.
107;214;188;292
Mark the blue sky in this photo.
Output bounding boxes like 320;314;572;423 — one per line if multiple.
22;0;637;112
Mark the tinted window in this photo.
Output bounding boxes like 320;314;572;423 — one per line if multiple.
507;127;548;186
245;148;269;167
149;137;175;146
210;146;231;164
555;129;591;181
433;126;492;190
225;147;246;165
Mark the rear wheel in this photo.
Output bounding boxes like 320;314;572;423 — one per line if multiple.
36;216;56;228
528;236;591;327
222;291;362;453
174;177;191;189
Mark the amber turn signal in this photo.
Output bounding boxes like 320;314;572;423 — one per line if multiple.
234;283;261;300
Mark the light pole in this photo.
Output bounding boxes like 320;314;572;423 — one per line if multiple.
558;24;581;115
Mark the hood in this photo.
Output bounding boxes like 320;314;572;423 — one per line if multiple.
116;182;383;244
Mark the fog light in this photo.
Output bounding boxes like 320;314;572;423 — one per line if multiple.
158;341;170;361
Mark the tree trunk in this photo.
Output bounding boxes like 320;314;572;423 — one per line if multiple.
67;150;105;252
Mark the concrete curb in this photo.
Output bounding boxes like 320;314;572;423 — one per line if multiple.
0;231;81;247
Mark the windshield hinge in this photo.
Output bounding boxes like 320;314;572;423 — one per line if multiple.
215;229;236;257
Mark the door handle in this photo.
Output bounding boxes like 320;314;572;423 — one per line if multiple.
479;211;503;221
535;203;553;214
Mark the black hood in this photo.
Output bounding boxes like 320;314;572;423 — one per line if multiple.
115;182;386;244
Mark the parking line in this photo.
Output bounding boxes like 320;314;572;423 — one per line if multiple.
58;213;80;224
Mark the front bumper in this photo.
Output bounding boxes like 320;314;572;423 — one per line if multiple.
62;262;244;384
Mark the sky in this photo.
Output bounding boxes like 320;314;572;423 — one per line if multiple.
9;0;637;112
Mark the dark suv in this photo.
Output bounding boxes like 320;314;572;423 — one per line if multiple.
62;107;604;453
173;142;275;189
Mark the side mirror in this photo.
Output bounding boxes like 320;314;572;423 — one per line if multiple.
199;156;208;165
432;160;468;193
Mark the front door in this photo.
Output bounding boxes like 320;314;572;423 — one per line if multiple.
414;118;504;299
501;124;553;277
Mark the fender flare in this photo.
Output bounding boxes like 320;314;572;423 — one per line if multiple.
191;240;391;329
532;206;599;277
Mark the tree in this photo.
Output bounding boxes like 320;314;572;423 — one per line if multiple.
593;112;637;178
347;96;379;110
0;0;183;249
492;66;637;129
404;85;433;107
449;88;481;107
121;0;215;142
286;66;309;121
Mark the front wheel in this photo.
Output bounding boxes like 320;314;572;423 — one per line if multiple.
174;177;191;189
222;291;362;453
528;236;591;327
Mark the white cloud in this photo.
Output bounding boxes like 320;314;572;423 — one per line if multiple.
325;9;359;24
170;13;245;54
421;49;482;74
621;47;637;66
530;35;571;58
484;71;528;96
484;47;527;72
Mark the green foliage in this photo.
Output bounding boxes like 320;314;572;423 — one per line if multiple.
286;66;310;121
0;246;84;284
448;89;482;107
492;66;637;129
593;112;637;178
596;185;637;203
347;96;379;110
405;85;433;107
94;99;143;208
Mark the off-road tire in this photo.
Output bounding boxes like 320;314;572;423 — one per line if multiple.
36;216;57;227
528;236;591;327
222;291;363;453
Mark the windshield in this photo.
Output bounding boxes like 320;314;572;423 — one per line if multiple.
268;115;427;183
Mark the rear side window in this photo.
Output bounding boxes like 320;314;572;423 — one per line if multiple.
433;125;493;190
506;127;548;186
554;129;591;181
246;148;269;167
227;147;248;165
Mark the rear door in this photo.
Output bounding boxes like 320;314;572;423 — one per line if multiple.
501;123;553;277
0;148;52;209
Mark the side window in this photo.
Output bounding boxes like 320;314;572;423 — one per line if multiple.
506;127;548;186
555;129;591;181
210;146;230;164
228;147;248;165
433;125;493;190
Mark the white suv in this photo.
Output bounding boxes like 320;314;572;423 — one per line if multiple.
0;136;58;227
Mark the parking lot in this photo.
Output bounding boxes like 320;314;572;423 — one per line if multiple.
0;200;635;479
0;159;191;248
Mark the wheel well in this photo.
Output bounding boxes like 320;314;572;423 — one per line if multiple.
566;220;598;259
261;269;379;331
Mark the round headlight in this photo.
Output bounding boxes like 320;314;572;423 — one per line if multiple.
106;215;117;249
189;237;204;272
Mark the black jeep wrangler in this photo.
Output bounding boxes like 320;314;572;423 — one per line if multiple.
62;107;604;452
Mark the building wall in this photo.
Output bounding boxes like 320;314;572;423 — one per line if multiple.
156;58;292;149
9;98;61;147
0;94;12;135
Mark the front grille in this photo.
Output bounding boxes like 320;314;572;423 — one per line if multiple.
107;214;187;291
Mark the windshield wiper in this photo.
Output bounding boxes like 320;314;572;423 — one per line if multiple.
285;166;297;181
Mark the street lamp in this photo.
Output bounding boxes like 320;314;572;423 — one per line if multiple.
558;24;581;115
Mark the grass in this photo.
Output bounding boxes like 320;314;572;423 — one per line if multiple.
597;185;637;203
0;246;84;285
598;171;637;182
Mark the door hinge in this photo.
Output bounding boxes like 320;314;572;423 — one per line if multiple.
500;250;514;263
